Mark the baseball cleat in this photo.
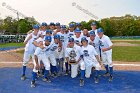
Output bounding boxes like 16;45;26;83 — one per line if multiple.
42;77;51;83
94;77;99;84
31;81;36;88
109;76;113;82
21;74;26;81
103;72;110;77
80;79;84;87
65;70;69;76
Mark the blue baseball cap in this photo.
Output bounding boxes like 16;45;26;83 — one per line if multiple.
69;23;75;28
61;25;66;30
81;37;88;42
75;28;81;33
56;22;60;26
46;29;52;34
41;22;47;26
33;25;40;29
76;22;81;26
90;30;95;36
50;22;55;26
68;37;74;42
91;22;96;26
97;28;104;33
54;34;60;39
45;36;52;42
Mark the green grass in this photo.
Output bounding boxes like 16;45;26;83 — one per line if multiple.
0;43;24;48
113;46;140;62
112;41;140;44
16;46;140;62
111;38;140;40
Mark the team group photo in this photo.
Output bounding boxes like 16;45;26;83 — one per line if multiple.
0;0;140;93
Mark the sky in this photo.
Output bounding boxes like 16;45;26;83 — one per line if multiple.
0;0;140;25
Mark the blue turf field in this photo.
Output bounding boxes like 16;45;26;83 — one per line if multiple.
0;68;140;93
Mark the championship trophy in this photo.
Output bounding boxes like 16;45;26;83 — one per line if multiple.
69;49;77;64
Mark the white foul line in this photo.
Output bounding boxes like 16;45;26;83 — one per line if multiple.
0;62;140;66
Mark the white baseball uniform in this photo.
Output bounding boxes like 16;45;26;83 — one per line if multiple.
23;32;39;72
65;44;85;78
81;45;101;78
72;35;83;46
87;36;100;55
99;35;113;67
34;44;51;72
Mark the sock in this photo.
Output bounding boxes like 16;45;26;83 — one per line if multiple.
109;67;113;76
22;66;26;75
65;62;68;71
42;67;45;75
44;70;49;78
80;70;85;79
32;72;37;81
69;64;71;72
104;65;109;73
95;70;99;78
53;66;58;73
50;64;53;73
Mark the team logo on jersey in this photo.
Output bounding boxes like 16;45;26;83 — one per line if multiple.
75;40;79;44
83;50;89;56
60;36;64;42
50;46;57;51
99;40;104;47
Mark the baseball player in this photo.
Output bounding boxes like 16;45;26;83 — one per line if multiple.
38;22;47;36
81;37;101;83
82;28;90;38
49;22;56;34
68;23;75;38
65;37;85;86
76;22;82;29
56;25;69;75
97;28;113;81
87;31;100;56
21;24;40;80
31;36;52;88
53;22;61;35
72;28;83;46
90;22;98;36
48;34;61;77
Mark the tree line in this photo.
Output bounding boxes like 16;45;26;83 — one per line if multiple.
0;14;140;36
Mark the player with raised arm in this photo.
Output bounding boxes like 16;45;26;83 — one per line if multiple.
21;25;40;80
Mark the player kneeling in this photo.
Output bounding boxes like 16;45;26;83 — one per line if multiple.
31;36;52;88
81;37;101;84
65;37;85;86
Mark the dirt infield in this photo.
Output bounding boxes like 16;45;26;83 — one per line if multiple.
0;48;140;71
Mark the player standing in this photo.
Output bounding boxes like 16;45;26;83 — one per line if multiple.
90;22;98;36
97;28;113;81
21;25;40;80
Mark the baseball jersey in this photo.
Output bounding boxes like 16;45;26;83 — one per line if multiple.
87;36;100;54
99;35;113;53
65;44;81;61
24;32;39;53
68;31;75;38
81;45;98;64
72;35;83;46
